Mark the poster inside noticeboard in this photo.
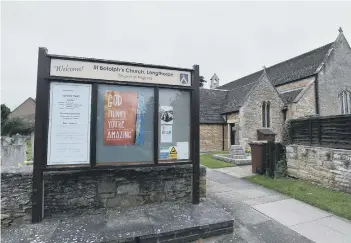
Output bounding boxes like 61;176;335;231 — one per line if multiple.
95;84;154;164
158;89;190;162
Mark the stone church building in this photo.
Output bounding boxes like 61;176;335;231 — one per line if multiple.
200;29;351;152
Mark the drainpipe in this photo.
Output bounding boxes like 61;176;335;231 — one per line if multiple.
222;124;225;151
222;114;227;151
314;74;320;115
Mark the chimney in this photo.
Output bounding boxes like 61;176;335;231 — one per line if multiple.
210;73;219;89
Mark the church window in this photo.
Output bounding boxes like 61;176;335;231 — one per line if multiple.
262;101;271;128
262;101;266;127
339;90;351;114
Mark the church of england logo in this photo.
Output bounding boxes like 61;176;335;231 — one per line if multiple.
180;73;189;84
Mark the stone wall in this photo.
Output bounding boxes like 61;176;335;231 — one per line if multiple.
226;112;240;123
200;124;224;152
276;76;315;93
287;144;351;193
239;73;285;149
286;83;316;119
318;33;351;116
1;165;206;229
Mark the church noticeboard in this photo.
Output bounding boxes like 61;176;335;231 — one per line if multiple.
32;47;200;223
47;82;91;165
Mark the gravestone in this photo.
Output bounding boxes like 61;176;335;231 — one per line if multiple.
1;134;26;166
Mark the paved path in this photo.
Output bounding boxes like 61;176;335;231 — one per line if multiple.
201;167;351;243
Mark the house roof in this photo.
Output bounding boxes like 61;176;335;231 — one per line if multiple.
200;88;228;123
220;42;333;90
8;97;36;123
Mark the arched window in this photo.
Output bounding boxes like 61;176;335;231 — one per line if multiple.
262;101;271;128
339;90;351;114
262;101;266;127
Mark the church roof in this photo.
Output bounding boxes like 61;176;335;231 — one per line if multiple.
200;88;228;123
203;41;334;116
222;81;257;113
219;42;333;90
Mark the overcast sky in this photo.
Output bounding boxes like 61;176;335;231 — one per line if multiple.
1;1;351;109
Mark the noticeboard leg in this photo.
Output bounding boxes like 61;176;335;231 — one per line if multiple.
32;170;44;223
192;160;200;204
192;64;200;205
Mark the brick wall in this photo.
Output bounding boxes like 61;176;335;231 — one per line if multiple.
1;165;206;229
287;145;351;193
200;124;224;152
318;33;351;116
239;74;285;149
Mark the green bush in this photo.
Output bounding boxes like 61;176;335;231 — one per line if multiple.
1;117;34;136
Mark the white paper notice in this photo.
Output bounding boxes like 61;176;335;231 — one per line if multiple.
177;142;189;160
47;82;92;165
160;125;172;143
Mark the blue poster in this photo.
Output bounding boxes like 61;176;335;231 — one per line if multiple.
135;92;144;145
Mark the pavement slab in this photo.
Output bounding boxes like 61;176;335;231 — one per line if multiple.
247;220;314;243
206;170;242;184
215;165;255;178
315;215;351;237
243;194;289;206
206;179;234;194
291;220;351;243
253;199;332;227
208;191;250;204
222;202;271;226
235;187;277;199
104;207;154;241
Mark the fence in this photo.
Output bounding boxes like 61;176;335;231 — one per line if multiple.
290;114;351;150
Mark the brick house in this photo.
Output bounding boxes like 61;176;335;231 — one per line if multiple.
200;29;351;152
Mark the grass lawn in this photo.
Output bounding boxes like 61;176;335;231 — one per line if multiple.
245;175;351;220
200;153;233;169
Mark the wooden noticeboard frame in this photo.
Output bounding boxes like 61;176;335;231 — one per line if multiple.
32;47;200;223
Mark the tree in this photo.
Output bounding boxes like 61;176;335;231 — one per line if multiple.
199;76;207;88
1;104;11;124
1;117;34;136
